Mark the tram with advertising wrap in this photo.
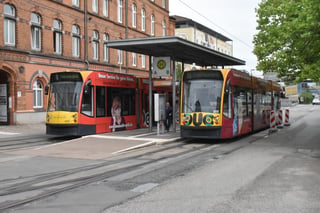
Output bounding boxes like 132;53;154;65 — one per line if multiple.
46;70;172;136
180;69;281;139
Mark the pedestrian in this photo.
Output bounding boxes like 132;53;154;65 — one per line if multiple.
165;102;173;132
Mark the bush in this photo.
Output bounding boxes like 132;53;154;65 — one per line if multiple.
299;92;313;104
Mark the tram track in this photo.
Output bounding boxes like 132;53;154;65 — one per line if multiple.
0;135;77;151
0;139;247;211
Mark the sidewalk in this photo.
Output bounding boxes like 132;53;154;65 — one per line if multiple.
5;124;182;160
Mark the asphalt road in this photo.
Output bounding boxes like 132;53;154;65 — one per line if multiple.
1;104;320;213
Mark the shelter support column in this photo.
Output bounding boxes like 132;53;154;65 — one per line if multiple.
172;59;176;132
149;56;153;132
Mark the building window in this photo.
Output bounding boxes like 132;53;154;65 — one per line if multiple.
132;4;137;28
141;54;145;68
162;0;166;8
118;50;123;65
33;80;43;108
162;20;166;36
92;0;98;13
151;14;155;36
118;0;123;23
72;25;80;57
31;13;41;51
92;30;99;60
103;0;108;17
3;4;16;46
72;0;79;7
53;19;62;54
103;33;109;62
141;9;146;32
132;53;137;66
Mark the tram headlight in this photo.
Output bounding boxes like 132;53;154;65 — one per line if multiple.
73;113;78;123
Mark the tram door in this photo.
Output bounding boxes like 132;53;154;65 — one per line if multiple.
0;71;9;125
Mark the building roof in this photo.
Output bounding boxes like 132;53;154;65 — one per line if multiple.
107;36;245;66
171;15;232;42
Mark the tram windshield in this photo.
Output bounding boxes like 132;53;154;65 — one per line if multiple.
48;73;83;112
182;71;223;114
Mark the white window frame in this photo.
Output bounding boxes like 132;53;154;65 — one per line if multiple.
103;33;109;62
92;30;99;60
162;20;166;36
3;4;15;46
141;9;146;32
53;19;62;54
141;55;146;68
31;13;41;51
151;14;155;36
72;0;79;7
132;53;137;66
103;0;109;17
92;0;98;13
132;4;137;28
33;80;43;108
118;50;123;65
118;0;123;23
72;25;80;58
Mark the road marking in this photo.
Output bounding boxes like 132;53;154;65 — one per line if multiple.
131;183;159;193
0;155;31;163
0;131;20;135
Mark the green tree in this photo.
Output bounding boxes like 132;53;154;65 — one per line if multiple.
253;0;320;82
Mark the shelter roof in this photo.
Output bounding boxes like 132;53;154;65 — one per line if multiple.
107;36;245;67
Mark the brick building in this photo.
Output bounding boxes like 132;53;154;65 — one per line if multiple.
0;0;175;125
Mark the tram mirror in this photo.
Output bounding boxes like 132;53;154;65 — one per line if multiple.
154;93;166;121
45;84;49;95
84;79;92;94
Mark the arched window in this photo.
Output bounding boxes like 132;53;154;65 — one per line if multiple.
132;4;137;28
3;4;16;46
92;30;99;60
33;80;43;108
53;19;62;54
151;14;155;36
31;13;41;51
72;25;80;57
103;33;109;62
141;8;146;32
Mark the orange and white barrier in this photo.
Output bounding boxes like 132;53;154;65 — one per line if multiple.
277;109;284;128
284;108;290;126
269;110;277;133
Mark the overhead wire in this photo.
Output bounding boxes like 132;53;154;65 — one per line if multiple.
177;0;254;50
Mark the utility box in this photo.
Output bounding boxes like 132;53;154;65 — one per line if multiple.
154;93;166;122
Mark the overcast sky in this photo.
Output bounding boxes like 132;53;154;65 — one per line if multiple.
169;0;261;73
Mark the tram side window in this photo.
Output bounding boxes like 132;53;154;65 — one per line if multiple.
96;86;106;117
233;86;250;117
81;86;94;116
106;87;135;117
223;79;231;118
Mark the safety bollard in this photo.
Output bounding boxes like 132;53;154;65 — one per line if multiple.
277;109;284;128
284;108;290;126
269;110;277;133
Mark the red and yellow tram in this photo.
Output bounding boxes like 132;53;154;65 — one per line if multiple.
180;69;281;139
46;70;173;136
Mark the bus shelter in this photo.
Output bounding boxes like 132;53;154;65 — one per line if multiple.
107;36;245;132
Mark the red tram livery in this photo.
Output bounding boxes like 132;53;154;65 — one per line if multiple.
180;69;281;139
46;70;172;136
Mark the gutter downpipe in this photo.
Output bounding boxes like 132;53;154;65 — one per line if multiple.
84;0;89;70
125;0;129;73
